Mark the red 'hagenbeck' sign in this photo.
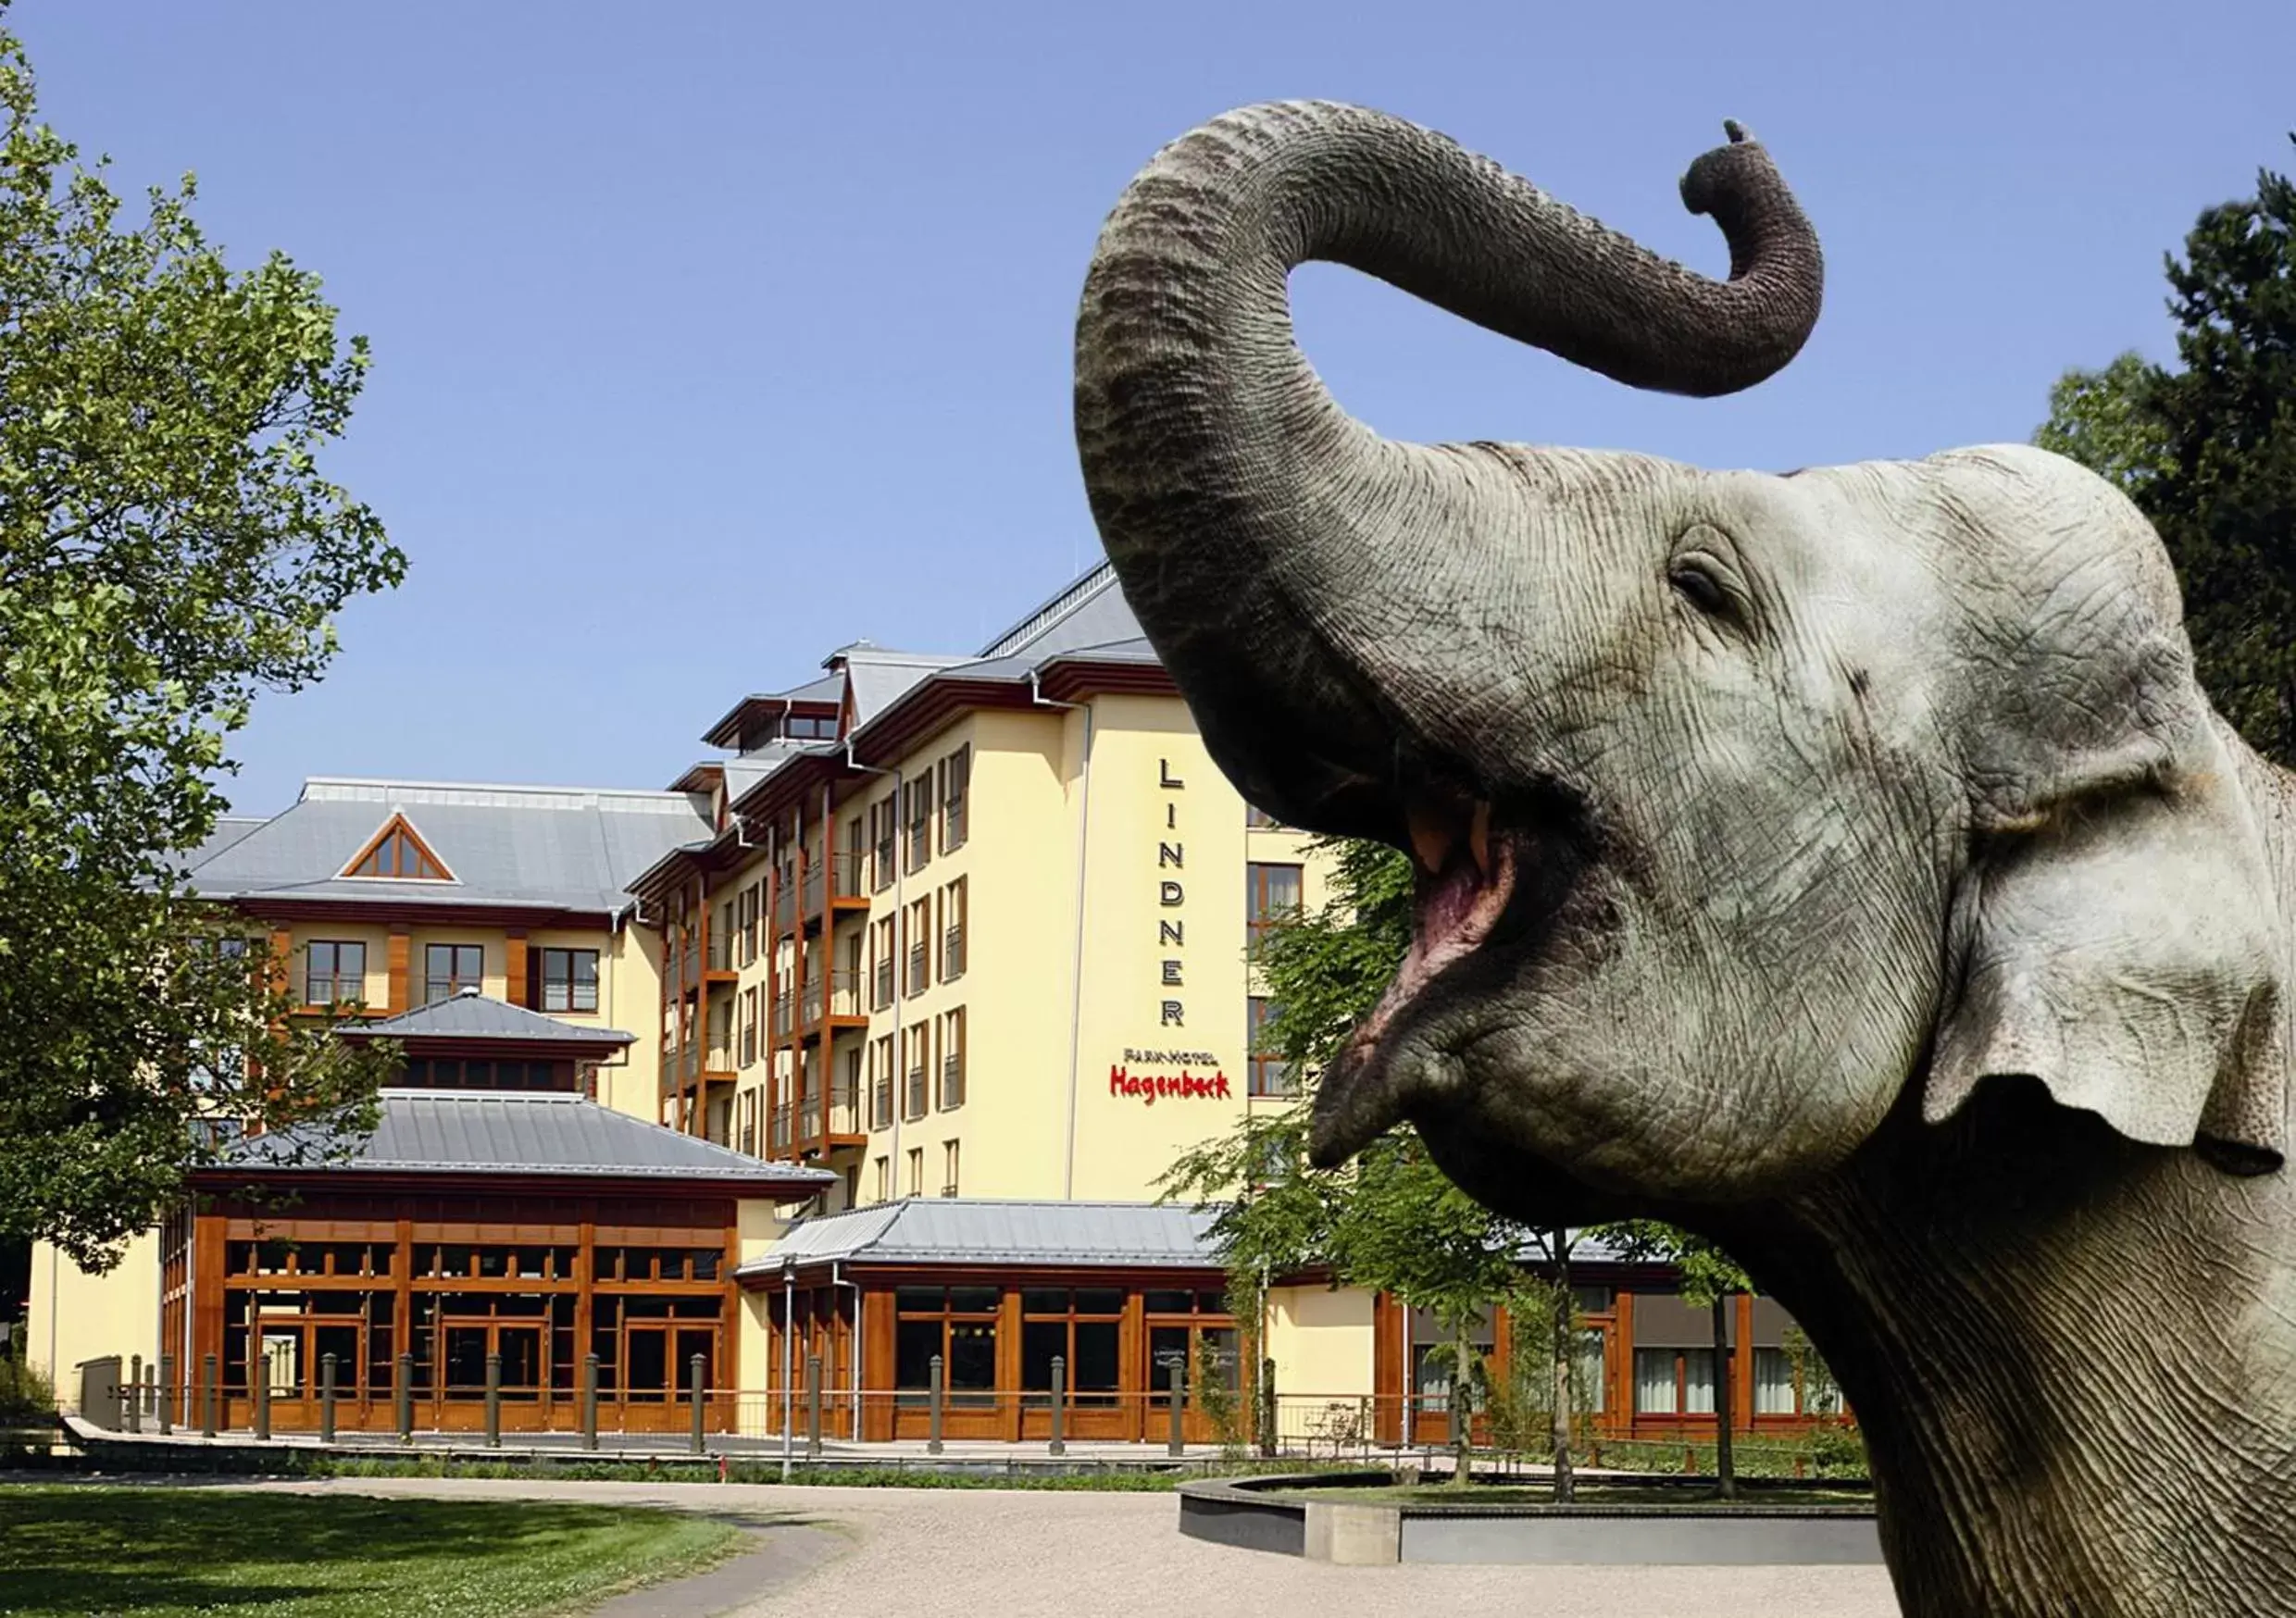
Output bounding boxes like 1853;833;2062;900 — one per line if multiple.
1109;1065;1232;1105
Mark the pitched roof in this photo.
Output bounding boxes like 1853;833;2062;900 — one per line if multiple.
189;778;713;916
974;562;1142;662
738;1198;1226;1276
216;1089;831;1194
355;990;635;1046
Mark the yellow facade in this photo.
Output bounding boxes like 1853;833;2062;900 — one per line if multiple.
1266;1283;1380;1400
666;686;1329;1214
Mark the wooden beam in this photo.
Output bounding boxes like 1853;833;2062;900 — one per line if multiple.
385;928;410;1015
504;932;528;1008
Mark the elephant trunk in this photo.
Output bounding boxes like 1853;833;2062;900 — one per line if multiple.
1074;101;1822;828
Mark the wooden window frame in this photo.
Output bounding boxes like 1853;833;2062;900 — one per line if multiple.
305;939;367;1008
342;814;453;881
422;942;485;1004
535;947;599;1014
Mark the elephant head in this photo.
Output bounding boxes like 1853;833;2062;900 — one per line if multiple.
1076;101;2285;1210
1077;103;2296;1614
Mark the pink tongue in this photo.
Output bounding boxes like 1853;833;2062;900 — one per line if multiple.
1347;843;1517;1058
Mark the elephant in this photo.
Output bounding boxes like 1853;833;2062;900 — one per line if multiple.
1074;101;2296;1616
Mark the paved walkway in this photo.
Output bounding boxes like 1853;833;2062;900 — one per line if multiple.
228;1475;1903;1618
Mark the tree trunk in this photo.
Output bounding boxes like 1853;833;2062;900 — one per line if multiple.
1451;1322;1474;1485
1712;1292;1737;1500
1550;1228;1575;1502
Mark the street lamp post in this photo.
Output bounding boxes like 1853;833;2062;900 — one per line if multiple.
781;1258;796;1482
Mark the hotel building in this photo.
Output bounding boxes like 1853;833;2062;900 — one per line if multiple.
30;564;1841;1446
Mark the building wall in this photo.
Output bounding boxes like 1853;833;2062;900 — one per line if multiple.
26;1230;159;1404
1266;1283;1379;1400
841;693;1331;1207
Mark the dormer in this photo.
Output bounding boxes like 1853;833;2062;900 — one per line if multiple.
340;812;454;881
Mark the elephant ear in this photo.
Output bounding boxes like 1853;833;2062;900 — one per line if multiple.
1926;701;2288;1177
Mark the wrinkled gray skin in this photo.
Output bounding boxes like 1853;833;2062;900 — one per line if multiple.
1076;102;2296;1616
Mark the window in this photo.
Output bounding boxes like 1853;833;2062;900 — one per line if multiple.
343;814;451;881
1245;863;1304;949
1754;1346;1841;1416
902;774;932;874
740;988;759;1067
906;1147;925;1198
1633;1348;1716;1415
905;1024;930;1120
400;1057;566;1090
535;948;599;1013
422;943;484;1004
894;1285;997;1405
1022;1288;1122;1408
1246;997;1293;1096
939;745;970;852
873;1154;890;1203
939;1008;966;1111
871;799;897;892
871;918;897;1010
940;877;967;981
942;1139;960;1198
305;940;367;1006
785;712;836;740
905;898;932;997
871;1034;895;1129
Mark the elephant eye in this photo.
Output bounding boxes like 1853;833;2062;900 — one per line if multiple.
1668;558;1734;618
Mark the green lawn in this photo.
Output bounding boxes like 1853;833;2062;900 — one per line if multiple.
0;1486;742;1617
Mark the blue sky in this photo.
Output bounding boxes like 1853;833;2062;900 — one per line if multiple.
17;1;2291;814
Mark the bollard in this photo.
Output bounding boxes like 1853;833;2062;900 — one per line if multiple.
319;1353;338;1443
689;1354;706;1456
128;1355;143;1435
581;1354;599;1451
484;1351;502;1449
201;1354;218;1438
1259;1356;1278;1458
254;1356;271;1440
396;1353;414;1444
927;1353;944;1455
1167;1362;1184;1457
1048;1354;1067;1457
158;1354;174;1435
805;1354;822;1459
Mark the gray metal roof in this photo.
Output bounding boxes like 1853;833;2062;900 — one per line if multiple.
218;1089;831;1192
839;646;966;726
738;1198;1226;1276
975;563;1145;663
190;778;713;915
358;990;635;1046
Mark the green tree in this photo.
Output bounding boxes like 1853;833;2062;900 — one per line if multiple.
1595;1221;1754;1498
1164;837;1587;1493
2038;138;2296;763
0;12;404;1270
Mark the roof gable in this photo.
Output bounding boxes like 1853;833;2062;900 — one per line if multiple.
341;811;455;882
356;991;635;1047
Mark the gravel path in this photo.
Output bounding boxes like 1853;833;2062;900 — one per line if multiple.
232;1476;1903;1618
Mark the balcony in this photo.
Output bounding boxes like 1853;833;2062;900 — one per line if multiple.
828;966;861;1019
941;1052;965;1110
905;1066;928;1121
801;974;824;1029
772;877;796;929
705;933;731;975
942;926;966;982
800;859;824;916
770;1102;792;1154
830;850;863;901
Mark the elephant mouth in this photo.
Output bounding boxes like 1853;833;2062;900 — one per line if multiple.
1307;781;1580;1168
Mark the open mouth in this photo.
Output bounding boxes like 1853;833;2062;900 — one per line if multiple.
1308;787;1536;1167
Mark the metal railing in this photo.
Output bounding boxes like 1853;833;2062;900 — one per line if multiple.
906;941;928;997
772;994;794;1038
941;1052;965;1110
801;860;824;915
872;1077;892;1129
873;959;894;1011
830;1073;861;1136
905;1066;928;1120
828;966;860;1018
706;933;730;973
942;926;965;981
772;877;796;927
830;850;862;900
801;974;823;1028
770;1101;792;1153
